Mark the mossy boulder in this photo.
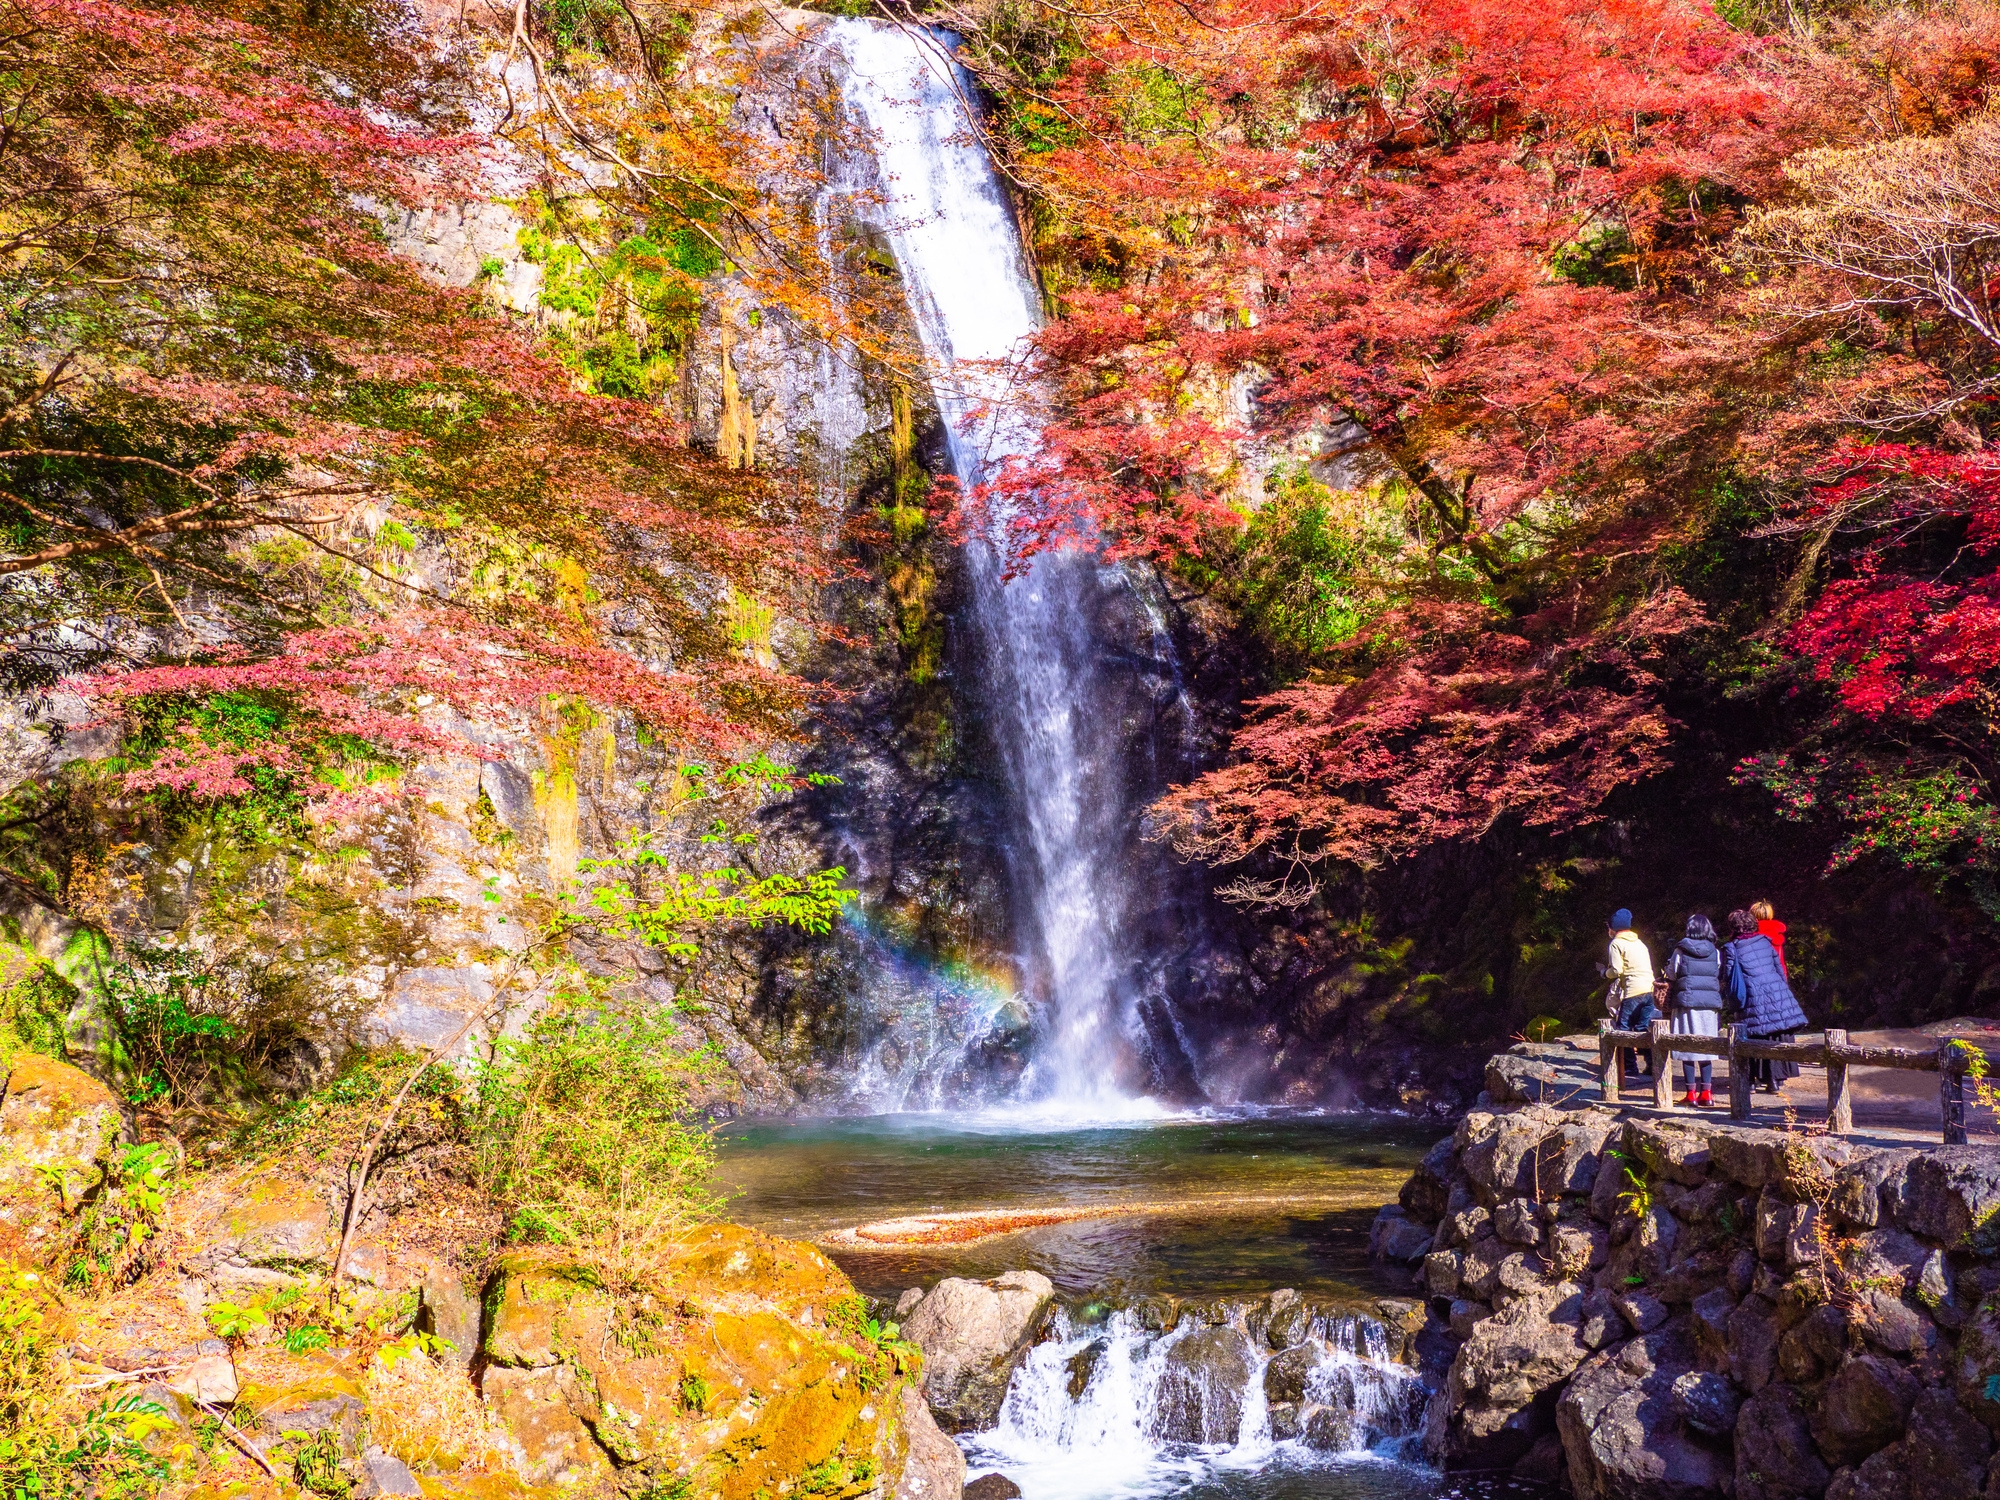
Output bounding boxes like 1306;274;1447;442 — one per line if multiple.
0;1051;121;1266
479;1225;939;1500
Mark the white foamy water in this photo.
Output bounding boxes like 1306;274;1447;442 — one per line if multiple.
827;19;1155;1113
962;1308;1427;1500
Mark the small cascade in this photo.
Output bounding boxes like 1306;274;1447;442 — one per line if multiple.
962;1306;1427;1500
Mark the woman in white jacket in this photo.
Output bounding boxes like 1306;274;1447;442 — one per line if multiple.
1599;908;1656;1077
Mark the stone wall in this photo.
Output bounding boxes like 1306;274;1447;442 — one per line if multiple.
1372;1077;2000;1498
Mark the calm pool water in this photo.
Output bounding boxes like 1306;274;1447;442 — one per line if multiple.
714;1112;1441;1301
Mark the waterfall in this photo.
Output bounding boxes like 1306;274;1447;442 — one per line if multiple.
828;20;1177;1115
961;1308;1427;1499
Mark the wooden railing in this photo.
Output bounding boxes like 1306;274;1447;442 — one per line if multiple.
1595;1019;1987;1144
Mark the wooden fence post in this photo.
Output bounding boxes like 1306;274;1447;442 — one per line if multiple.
1599;1019;1620;1104
1825;1028;1852;1136
1941;1038;1969;1146
1651;1019;1675;1111
1728;1025;1752;1121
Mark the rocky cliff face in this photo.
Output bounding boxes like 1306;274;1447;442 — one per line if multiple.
1372;1075;2000;1498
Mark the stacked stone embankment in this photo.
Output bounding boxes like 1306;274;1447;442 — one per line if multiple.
1371;1062;2000;1499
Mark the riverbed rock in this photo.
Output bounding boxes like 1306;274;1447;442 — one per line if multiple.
1370;1205;1435;1263
903;1270;1056;1433
1401;1136;1458;1222
1151;1325;1255;1445
1264;1342;1317;1406
1435;1281;1591;1467
895;1385;968;1500
1557;1320;1733;1500
962;1477;1021;1500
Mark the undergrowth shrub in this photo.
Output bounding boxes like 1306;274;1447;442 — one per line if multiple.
63;1142;174;1291
362;1337;513;1473
102;944;322;1111
0;1269;173;1498
472;983;724;1285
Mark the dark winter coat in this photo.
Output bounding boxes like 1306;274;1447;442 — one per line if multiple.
1665;937;1724;1011
1722;934;1808;1036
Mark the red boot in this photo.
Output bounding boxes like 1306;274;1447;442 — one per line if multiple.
1683;1089;1699;1107
1699;1088;1713;1107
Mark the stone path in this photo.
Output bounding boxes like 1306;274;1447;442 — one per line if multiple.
1540;1015;2000;1149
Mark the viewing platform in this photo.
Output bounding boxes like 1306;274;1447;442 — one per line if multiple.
1487;1016;2000;1150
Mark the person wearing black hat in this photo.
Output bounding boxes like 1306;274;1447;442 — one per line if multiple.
1598;908;1656;1078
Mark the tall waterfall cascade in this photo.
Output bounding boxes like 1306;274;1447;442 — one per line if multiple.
827;20;1191;1116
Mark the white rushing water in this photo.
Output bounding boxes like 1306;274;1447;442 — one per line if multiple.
962;1308;1427;1500
828;20;1161;1118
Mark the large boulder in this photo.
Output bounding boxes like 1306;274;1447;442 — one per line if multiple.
1150;1325;1256;1445
1434;1281;1592;1468
1557;1320;1734;1500
1736;1386;1830;1500
1625;1120;1713;1188
0;1052;121;1266
1537;1115;1620;1198
476;1225;930;1500
1903;1388;1992;1499
1487;1051;1559;1105
902;1271;1055;1433
1900;1148;2000;1253
1809;1354;1919;1469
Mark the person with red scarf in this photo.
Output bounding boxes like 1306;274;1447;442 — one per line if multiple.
1750;900;1787;980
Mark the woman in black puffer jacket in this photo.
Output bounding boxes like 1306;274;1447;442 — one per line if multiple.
1664;915;1725;1106
1722;907;1810;1093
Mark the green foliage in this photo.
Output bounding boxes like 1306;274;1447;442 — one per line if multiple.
287;1427;352;1498
1548;224;1638;290
576;828;852;958
65;1143;174;1291
1736;756;2000;892
205;1300;270;1341
1522;1014;1565;1043
1230;471;1403;661
513;203;708;397
282;1325;332;1355
824;1294;922;1387
472;982;726;1285
1615;1157;1653;1217
678;1369;710;1412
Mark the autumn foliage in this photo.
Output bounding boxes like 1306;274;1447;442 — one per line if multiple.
0;0;868;823
919;0;2000;903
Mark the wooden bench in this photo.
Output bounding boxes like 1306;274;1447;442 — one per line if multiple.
1595;1020;1985;1143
